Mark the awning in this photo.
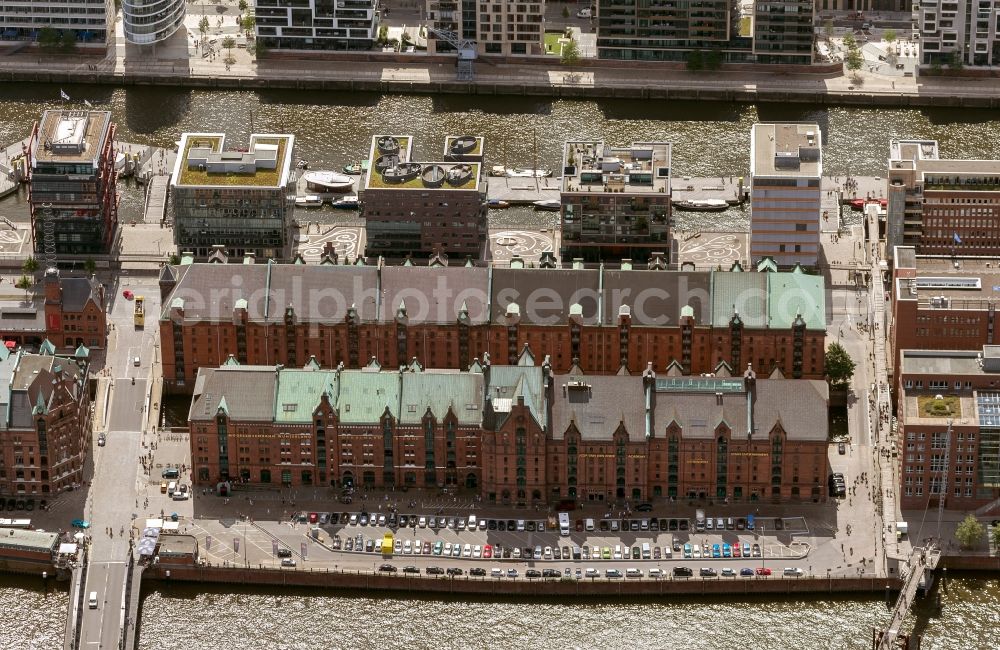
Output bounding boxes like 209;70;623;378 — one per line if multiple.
138;538;157;556
143;527;161;539
4;341;15;349
58;543;78;554
162;521;179;532
145;518;164;529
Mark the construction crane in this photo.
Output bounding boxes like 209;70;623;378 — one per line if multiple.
427;28;477;81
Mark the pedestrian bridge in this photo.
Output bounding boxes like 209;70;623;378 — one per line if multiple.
874;546;941;650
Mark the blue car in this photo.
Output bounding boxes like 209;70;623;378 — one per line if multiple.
722;543;732;558
712;543;721;558
71;519;90;529
740;567;754;577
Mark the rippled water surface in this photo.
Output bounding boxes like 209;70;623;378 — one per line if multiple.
0;575;68;650
129;574;998;650
3;86;1000;231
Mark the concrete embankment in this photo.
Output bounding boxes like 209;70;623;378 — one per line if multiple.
144;564;900;597
3;68;1000;109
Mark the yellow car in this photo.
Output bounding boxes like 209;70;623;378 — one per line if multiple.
602;546;612;559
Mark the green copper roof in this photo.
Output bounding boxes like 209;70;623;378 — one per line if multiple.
399;372;484;425
274;369;337;423
337;370;400;424
39;339;56;356
767;268;825;330
712;272;767;328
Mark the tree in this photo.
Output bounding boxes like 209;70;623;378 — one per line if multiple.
15;275;32;300
59;30;77;54
21;256;38;275
825;342;856;388
883;29;897;45
992;522;1000;549
950;51;964;71
223;36;236;54
238;0;248;11
241;13;256;34
686;49;704;71
168;253;181;266
846;48;864;75
199;16;210;38
842;32;857;50
37;27;61;53
955;514;985;550
560;37;580;66
562;6;570;19
705;49;722;71
84;258;96;276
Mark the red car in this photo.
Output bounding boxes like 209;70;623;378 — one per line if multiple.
755;567;772;576
483;544;493;559
122;290;134;300
308;512;318;524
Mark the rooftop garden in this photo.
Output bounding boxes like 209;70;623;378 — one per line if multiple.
446;136;481;156
177;135;289;187
918;394;962;418
366;163;479;191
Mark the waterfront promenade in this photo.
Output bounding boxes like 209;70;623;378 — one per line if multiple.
5;34;1000;108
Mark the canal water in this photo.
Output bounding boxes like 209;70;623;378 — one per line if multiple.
4;85;1000;232
2;88;1000;646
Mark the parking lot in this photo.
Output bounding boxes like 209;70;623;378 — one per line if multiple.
181;510;816;582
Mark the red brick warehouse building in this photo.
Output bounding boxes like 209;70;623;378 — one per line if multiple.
188;349;831;505
159;255;827;393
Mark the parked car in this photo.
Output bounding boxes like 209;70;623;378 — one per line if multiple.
699;567;717;577
402;565;420;574
281;558;296;567
673;566;693;577
756;567;772;576
276;548;292;558
426;566;445;575
605;569;623;579
470;567;487;577
71;519;90;529
740;568;754;577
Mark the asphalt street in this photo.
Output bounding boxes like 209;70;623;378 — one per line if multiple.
78;277;161;650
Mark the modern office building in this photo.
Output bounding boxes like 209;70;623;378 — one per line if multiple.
750;123;823;267
595;0;734;62
360;135;487;260
559;140;672;263
426;0;545;55
122;0;186;45
914;0;1000;66
896;346;1000;511
188;352;829;504
27;110;118;256
752;0;815;64
170;132;296;260
887;139;1000;259
890;246;1000;374
0;0;112;47
0;346;91;498
255;0;381;51
158;257;827;393
0;269;106;351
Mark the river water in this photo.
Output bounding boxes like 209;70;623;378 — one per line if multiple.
3;88;1000;646
4;85;1000;231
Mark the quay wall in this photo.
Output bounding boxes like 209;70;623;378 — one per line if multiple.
2;69;1000;110
143;564;901;597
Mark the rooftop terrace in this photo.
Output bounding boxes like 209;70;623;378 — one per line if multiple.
173;133;293;188
751;123;821;178
363;134;481;191
32;110;112;165
561;140;671;194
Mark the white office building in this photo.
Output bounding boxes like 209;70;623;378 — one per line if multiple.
122;0;186;45
255;0;381;51
914;0;1000;66
0;0;113;47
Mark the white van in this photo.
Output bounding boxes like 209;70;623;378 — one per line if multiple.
613;544;623;560
88;591;98;609
167;481;177;496
585;518;595;532
783;567;804;577
641;542;651;559
558;512;570;537
467;515;477;530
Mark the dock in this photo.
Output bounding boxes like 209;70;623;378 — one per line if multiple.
670;175;748;206
486;176;561;205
